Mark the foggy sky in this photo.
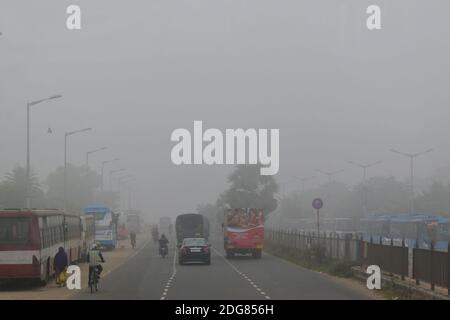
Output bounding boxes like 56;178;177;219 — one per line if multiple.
1;1;450;220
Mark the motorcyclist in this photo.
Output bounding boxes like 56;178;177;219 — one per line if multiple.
87;243;105;285
158;234;169;257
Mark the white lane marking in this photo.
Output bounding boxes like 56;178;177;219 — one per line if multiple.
102;237;152;278
160;248;177;300
213;247;271;300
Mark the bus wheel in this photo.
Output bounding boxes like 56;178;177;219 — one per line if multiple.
41;259;50;285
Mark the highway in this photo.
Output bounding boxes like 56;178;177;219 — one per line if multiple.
73;235;373;300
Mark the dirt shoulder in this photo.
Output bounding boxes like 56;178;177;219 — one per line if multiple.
0;235;151;300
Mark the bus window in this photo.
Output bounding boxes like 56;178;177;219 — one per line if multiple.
0;218;31;245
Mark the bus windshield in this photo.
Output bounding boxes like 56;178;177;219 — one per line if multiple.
0;218;31;245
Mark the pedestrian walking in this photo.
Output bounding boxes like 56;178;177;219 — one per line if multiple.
54;247;68;287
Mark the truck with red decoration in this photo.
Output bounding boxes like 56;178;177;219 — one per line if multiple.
224;208;264;259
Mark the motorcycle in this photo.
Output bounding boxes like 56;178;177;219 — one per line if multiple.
159;245;168;258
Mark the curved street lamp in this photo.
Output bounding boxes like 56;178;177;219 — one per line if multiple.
64;127;92;211
390;148;433;215
25;94;62;208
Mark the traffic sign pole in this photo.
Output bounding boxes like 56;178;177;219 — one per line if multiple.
312;198;323;236
316;209;320;235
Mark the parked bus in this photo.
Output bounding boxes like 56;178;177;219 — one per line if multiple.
0;209;81;283
175;213;210;245
80;215;95;261
83;206;117;250
361;213;450;250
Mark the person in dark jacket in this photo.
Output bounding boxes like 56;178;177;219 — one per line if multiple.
158;234;169;257
54;247;68;287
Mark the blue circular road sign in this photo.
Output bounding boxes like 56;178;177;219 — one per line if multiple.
312;198;323;210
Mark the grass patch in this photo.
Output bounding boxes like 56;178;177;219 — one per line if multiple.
378;282;426;300
264;243;356;278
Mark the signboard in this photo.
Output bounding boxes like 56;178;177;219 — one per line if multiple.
312;198;323;210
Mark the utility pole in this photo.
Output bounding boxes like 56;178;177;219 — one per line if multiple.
64;128;92;211
25;95;62;208
348;160;382;218
390;148;433;215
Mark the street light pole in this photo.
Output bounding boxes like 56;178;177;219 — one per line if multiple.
116;174;133;191
64;128;92;211
86;147;108;173
109;169;126;190
315;169;345;184
390;148;433;215
100;159;119;192
25;95;62;208
117;176;133;209
348;160;382;218
315;169;345;201
294;176;316;194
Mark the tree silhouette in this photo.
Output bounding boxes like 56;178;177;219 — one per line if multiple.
0;165;43;208
218;164;279;217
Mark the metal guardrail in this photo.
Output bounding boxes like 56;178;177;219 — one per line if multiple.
413;243;450;292
363;242;408;278
266;229;450;295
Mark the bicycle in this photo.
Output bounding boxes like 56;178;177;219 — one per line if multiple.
89;266;100;293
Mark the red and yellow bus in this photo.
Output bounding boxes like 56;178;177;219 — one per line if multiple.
0;209;82;282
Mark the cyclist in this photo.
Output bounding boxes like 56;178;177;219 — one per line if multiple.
87;243;105;286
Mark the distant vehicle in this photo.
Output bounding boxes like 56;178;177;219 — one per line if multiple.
158;217;172;237
83;206;117;250
117;223;128;240
361;213;450;250
175;213;210;245
178;238;211;265
224;208;264;259
125;209;141;234
151;224;159;243
80;215;95;261
0;209;82;283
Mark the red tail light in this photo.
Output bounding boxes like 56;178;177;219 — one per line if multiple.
181;247;189;254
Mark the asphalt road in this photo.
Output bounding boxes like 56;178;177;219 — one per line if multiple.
73;235;371;300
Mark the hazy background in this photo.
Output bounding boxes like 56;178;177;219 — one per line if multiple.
1;0;450;220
